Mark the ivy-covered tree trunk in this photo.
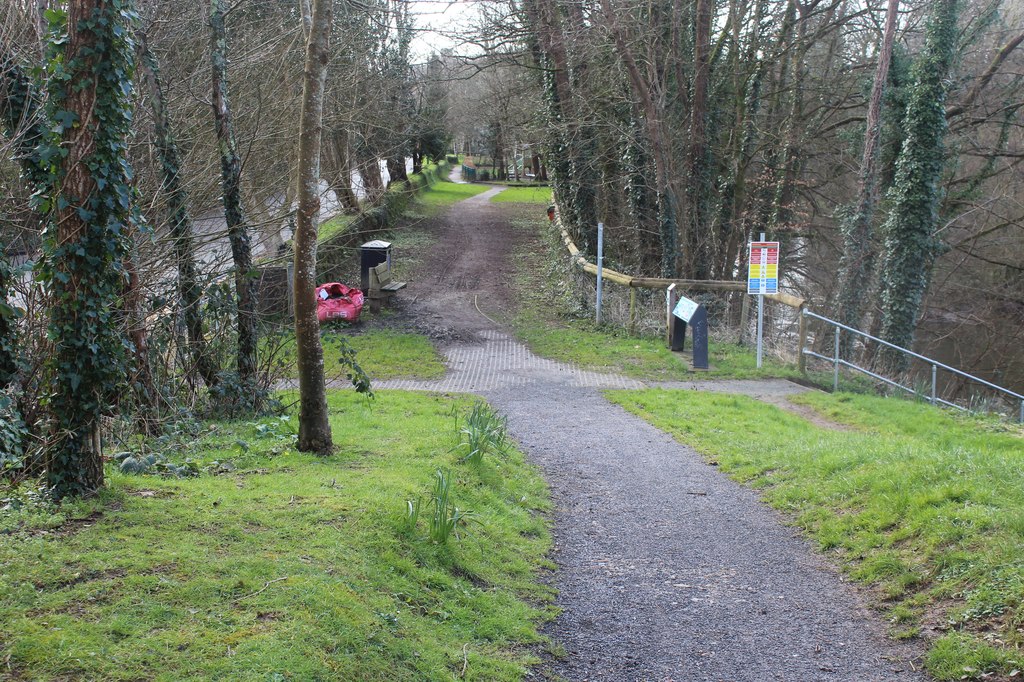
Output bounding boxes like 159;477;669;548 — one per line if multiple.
137;30;219;390
685;0;715;280
40;0;137;499
715;0;767;279
294;0;334;455
876;0;960;370
718;60;765;279
623;113;659;268
600;0;678;276
832;0;900;350
767;0;807;235
525;0;599;253
210;0;259;400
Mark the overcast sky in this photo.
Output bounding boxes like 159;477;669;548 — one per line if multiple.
407;0;482;60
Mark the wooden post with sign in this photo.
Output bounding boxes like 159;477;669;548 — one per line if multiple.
668;289;709;370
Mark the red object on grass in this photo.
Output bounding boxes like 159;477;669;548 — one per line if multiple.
315;282;364;323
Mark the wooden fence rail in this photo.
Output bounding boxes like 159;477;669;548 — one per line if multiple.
558;225;811;371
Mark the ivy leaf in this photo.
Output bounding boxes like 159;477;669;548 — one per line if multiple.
52;109;77;132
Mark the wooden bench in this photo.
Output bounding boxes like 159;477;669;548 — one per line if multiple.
368;262;407;313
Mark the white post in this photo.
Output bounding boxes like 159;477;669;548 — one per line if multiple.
756;231;765;368
666;283;676;347
596;222;604;325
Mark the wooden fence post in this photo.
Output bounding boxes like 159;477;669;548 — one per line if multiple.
739;291;751;345
629;288;637;335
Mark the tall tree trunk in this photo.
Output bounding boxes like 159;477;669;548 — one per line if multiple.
412;146;423;175
686;0;715;280
294;0;333;455
1;52;48;190
832;0;900;350
124;230;158;433
768;0;808;234
137;30;219;389
0;53;44;393
325;129;360;212
386;155;408;186
43;0;137;499
751;0;797;236
877;0;960;369
715;0;768;279
210;0;259;400
525;0;599;250
357;147;384;202
0;256;16;392
600;0;679;276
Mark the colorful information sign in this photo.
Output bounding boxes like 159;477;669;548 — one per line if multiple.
748;241;780;295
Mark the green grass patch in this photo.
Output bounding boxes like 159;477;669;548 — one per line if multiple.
268;329;446;382
606;388;1024;679
512;307;799;381
415;179;490;211
491;187;553;204
318;214;356;242
0;391;554;681
504;215;801;381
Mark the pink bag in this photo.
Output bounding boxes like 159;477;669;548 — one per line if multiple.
315;283;365;323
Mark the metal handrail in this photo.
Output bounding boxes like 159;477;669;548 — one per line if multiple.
801;309;1024;423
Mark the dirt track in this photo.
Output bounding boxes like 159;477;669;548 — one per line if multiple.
377;188;926;681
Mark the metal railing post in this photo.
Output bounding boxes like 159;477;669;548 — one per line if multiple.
931;365;937;405
833;327;840;392
798;305;808;374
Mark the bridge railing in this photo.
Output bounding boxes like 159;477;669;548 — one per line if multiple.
802;310;1024;423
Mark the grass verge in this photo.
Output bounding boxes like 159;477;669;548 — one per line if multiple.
513;313;803;381
414;180;490;213
0;391;554;681
503;216;803;381
606;387;1024;680
268;329;446;382
491;187;553;204
318;214;356;242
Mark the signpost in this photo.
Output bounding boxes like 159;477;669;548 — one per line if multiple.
668;284;709;370
748;236;780;368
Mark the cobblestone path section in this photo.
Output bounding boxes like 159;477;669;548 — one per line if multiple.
376;330;644;392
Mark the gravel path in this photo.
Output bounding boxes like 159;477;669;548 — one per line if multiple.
486;383;923;681
371;189;927;680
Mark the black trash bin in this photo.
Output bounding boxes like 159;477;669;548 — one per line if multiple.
360;240;392;291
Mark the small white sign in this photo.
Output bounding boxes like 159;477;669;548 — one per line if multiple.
672;296;700;322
